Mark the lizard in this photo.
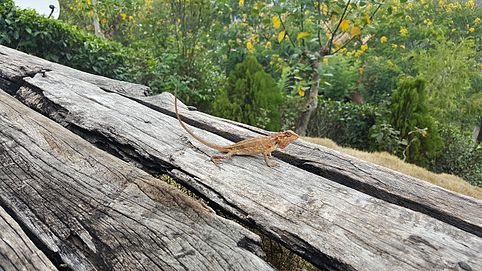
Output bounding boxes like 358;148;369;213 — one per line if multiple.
174;96;299;167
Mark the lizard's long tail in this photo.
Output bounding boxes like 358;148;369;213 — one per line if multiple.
174;95;228;152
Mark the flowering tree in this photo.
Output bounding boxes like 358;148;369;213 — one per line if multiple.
230;0;383;135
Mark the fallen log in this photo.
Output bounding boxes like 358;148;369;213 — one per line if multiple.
7;70;481;271
0;89;274;271
0;45;150;97
0;206;56;271
137;93;482;238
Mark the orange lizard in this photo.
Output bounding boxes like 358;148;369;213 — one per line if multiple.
175;96;299;167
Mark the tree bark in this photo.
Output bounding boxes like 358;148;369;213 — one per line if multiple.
92;0;104;37
296;53;320;136
476;117;482;143
2;45;481;271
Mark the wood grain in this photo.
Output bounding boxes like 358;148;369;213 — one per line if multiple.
0;89;274;271
9;71;481;271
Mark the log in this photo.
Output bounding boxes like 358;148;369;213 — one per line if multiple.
0;45;150;97
137;93;482;238
0;206;56;271
0;89;274;271
8;70;481;271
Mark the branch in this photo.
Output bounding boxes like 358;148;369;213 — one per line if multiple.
332;1;385;54
316;0;322;47
278;14;297;47
327;0;351;53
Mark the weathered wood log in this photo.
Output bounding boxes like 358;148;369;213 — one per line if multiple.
7;70;481;271
0;206;56;271
137;93;482;238
0;89;275;271
0;45;150;97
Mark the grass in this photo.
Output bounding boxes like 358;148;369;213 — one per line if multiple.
303;137;482;200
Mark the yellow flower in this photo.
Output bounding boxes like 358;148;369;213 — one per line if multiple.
469;27;475;33
392;44;398;49
128;16;134;21
340;20;350;32
323;57;329;65
358;67;365;75
239;0;244;7
120;13;127;20
297;85;305;97
354;50;363;58
400;27;408;36
360;44;368;52
424;19;432;26
325;32;332;39
339;48;347;54
246;41;254;52
475;18;481;24
466;0;475;9
272;16;281;29
320;4;328;15
265;41;272;47
380;36;387;43
400;44;405;49
351;26;361;37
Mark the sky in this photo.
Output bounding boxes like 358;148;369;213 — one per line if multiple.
13;0;60;19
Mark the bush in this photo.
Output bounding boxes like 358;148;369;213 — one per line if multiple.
320;55;359;100
212;55;283;131
0;0;151;83
433;125;482;187
389;77;443;167
307;98;381;150
359;55;401;104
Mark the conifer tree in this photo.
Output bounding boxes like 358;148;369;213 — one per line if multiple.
390;77;443;166
213;55;283;131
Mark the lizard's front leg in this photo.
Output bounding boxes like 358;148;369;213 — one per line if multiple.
263;153;279;167
211;152;234;166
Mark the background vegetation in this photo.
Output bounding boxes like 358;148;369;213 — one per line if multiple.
1;0;480;188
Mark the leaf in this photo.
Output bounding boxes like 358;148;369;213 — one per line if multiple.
272;16;281;29
340;19;349;32
277;31;285;42
296;31;310;41
351;26;361;37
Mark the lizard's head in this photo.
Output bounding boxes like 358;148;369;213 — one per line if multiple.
276;130;299;149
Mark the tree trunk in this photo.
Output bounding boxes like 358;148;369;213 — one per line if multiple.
92;0;104;37
296;53;320;136
476;117;482;143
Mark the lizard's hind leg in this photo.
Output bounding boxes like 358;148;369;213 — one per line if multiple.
210;152;234;166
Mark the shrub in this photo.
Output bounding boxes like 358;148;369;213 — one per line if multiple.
212;55;283;131
389;77;443;167
433;125;482;187
307;98;381;150
0;0;151;83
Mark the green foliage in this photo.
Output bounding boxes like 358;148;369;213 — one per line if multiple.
389;77;443;167
433;125;482;187
0;0;150;82
213;55;283;131
368;122;405;155
320;56;359;100
359;55;401;104
307;98;381;150
414;39;479;126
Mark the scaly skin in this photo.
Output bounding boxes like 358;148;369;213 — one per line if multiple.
175;96;299;167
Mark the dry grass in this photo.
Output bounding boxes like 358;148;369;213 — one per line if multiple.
303;137;482;200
